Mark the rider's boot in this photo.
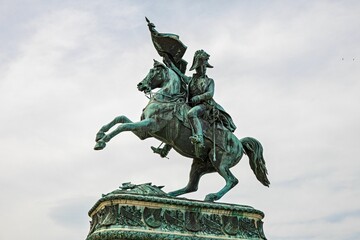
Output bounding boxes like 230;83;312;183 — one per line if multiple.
189;135;204;147
189;117;205;148
151;144;172;158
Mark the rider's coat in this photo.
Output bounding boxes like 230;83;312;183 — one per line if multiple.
188;73;237;133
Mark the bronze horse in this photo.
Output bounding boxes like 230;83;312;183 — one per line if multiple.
94;60;269;202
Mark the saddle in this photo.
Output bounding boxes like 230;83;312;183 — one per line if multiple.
173;103;232;151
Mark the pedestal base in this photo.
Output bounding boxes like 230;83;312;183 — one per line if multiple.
86;183;266;240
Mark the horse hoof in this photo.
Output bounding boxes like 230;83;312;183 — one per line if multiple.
204;193;217;202
168;190;182;197
95;132;105;142
167;191;177;197
94;141;106;150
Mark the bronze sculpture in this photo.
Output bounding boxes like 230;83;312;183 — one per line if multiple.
187;50;236;149
94;18;269;202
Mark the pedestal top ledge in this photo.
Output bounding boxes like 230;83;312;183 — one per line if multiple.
87;182;267;240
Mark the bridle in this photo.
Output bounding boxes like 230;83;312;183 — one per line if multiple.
142;66;186;104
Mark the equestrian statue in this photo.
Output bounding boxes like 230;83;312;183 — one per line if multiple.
94;18;270;202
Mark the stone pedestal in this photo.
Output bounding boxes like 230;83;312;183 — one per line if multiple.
86;183;266;240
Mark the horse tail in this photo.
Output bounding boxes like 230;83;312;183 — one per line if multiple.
240;137;270;187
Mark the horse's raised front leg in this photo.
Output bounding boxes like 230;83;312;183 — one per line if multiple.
95;115;150;142
168;158;215;197
95;115;132;141
94;118;157;150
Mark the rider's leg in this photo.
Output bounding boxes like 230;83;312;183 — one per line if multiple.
187;105;206;147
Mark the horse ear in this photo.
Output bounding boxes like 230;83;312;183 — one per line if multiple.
153;59;166;68
153;59;160;67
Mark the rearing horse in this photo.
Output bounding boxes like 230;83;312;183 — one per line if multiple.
94;60;270;202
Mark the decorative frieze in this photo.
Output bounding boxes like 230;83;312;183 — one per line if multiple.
87;183;266;240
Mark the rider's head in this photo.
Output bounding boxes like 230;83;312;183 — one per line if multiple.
189;50;213;75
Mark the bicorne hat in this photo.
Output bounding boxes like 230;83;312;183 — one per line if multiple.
189;49;213;71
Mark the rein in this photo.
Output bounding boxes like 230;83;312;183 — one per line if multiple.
145;91;186;104
142;66;186;104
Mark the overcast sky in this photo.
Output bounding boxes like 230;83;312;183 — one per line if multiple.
1;1;360;239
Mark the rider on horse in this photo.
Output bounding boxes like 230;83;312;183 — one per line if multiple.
93;19;269;202
145;18;236;157
151;50;236;157
187;50;236;149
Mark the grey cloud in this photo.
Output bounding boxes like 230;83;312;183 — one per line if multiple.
1;1;360;240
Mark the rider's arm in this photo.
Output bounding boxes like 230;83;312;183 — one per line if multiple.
195;78;214;102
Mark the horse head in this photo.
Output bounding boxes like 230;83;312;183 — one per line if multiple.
137;59;168;94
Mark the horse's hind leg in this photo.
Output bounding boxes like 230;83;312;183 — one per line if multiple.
205;153;239;202
168;158;215;197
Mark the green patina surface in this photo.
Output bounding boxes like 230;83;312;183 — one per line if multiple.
93;18;270;202
86;183;267;240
